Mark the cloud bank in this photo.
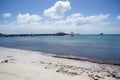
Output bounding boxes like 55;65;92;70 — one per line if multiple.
55;13;109;25
17;13;42;24
44;0;71;19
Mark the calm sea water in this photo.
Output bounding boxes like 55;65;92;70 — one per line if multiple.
0;34;120;64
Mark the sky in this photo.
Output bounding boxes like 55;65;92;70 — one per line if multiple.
0;0;120;34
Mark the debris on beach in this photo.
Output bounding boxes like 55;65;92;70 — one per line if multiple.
0;56;15;64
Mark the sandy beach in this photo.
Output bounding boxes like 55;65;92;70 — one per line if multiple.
0;47;120;80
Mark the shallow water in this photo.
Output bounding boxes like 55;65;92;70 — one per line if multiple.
0;34;120;64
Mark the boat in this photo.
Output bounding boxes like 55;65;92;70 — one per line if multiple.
70;32;74;37
99;33;103;35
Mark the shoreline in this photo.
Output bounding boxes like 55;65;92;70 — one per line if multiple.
0;47;120;80
1;46;120;66
52;55;120;66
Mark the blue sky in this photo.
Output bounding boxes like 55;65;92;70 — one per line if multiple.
0;0;120;34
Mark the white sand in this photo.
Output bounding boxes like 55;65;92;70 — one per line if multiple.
0;47;120;80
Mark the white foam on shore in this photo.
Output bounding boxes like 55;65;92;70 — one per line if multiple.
0;47;120;80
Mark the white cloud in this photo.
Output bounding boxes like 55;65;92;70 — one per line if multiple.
117;15;120;20
44;0;71;19
0;12;111;34
57;13;109;25
17;13;42;24
2;13;12;18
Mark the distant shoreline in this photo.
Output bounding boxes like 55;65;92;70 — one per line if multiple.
0;33;120;37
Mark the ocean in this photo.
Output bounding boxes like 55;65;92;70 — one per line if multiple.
0;34;120;64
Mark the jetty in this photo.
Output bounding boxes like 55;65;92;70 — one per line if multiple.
0;32;68;37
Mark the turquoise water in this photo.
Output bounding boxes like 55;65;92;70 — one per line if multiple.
0;34;120;64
